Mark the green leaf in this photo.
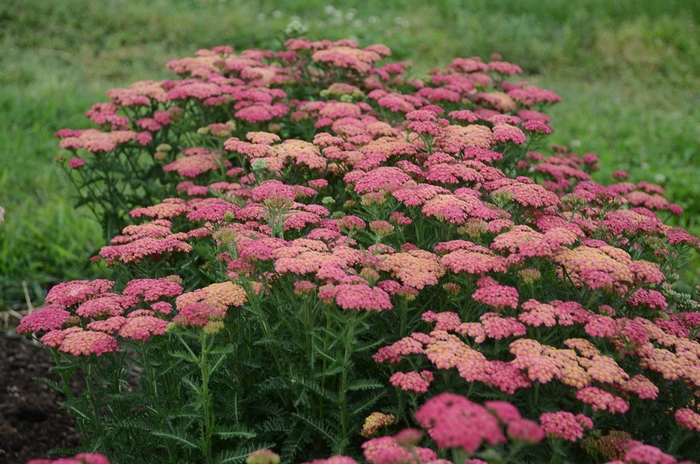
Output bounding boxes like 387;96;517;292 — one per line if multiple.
291;413;339;448
215;425;257;440
150;430;199;449
32;376;66;394
351;390;387;417
182;377;203;396
294;377;338;402
347;379;384;391
217;443;275;464
170;349;198;363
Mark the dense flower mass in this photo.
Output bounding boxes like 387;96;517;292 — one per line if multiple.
21;37;700;464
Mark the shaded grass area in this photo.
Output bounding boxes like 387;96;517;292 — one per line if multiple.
1;0;699;310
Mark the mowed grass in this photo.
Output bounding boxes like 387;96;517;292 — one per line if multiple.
1;0;699;311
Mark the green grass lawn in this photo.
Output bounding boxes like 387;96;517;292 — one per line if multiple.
1;0;699;311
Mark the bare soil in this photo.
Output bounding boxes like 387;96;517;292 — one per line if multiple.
1;330;82;464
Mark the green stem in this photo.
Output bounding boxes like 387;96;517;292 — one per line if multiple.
51;350;89;444
200;332;214;464
83;361;104;432
337;314;358;454
142;345;177;462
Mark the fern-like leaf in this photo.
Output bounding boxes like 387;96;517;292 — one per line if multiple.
150;430;199;449
215;424;257;440
347;379;384;391
32;376;66;394
216;442;275;464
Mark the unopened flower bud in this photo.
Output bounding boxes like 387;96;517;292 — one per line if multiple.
519;268;541;285
155;143;172;153
443;282;461;295
360;267;380;284
222;211;237;223
370;220;394;237
154;151;168;161
247;449;280;464
492;190;514;206
209;123;232;137
203;320;224;335
251;159;268;172
361;192;386;206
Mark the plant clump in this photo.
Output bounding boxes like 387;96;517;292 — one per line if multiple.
19;37;700;464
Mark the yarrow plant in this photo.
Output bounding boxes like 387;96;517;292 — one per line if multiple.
21;37;700;464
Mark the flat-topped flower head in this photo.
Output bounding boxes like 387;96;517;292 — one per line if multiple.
318;284;392;311
75;294;129;318
422;311;462;332
52;328;119;356
187;198;241;223
27;452;112;464
118;316;168;342
424;334;474;370
472;284;519;310
539;411;586;442
98;235;193;265
389;370;434;393
392;183;450;207
623;443;679;464
621;374;659;400
46;279;115;308
491;225;558;258
415;393;506;453
361;412;396;438
173;303;225;327
576;386;629;413
484;400;521;424
347;167;413;195
246;131;281;145
373;336;425;364
305;457;359;464
506;419;545;444
674;408;700;432
481;314;526;338
587;355;629;384
379;250;445;289
16;306;72;334
176;281;248;313
163;149;231;177
362;436;436;464
59;129;149;152
492;123;527;145
627;288;668;311
123;276;184;301
436;248;508;275
130;198;191;219
87;316;126;335
553;245;636;289
252;180;297;205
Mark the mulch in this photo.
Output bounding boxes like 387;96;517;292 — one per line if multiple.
1;329;82;464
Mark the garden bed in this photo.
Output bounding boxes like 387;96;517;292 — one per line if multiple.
0;331;81;463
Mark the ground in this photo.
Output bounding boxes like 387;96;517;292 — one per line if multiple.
0;330;81;464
